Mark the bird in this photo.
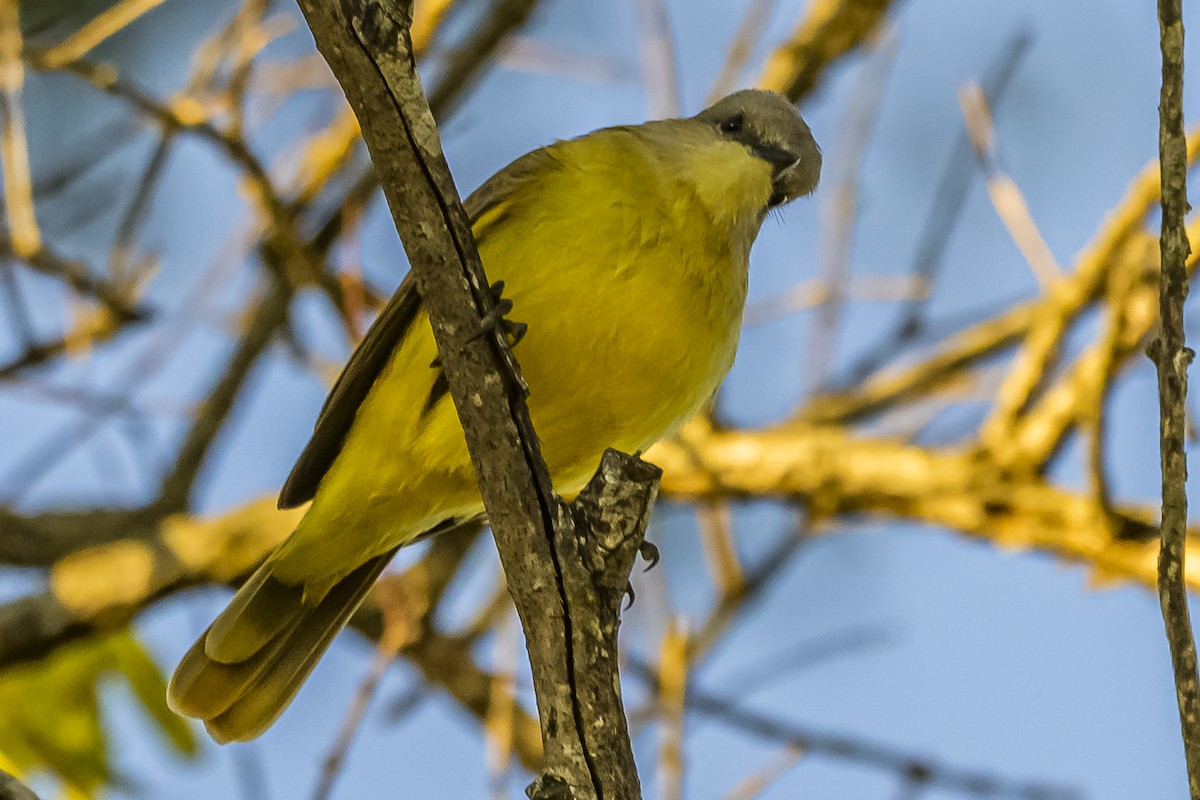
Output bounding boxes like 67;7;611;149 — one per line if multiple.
168;89;821;742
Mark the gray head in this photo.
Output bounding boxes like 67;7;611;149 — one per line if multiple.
693;89;821;207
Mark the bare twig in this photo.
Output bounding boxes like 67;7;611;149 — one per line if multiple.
746;274;925;326
1153;0;1200;793
803;129;1200;430
17;239;148;323
107;132;174;287
484;610;519;800
697;501;745;597
649;421;1200;593
0;228;252;500
959;83;1061;287
0;307;126;379
720;745;805;800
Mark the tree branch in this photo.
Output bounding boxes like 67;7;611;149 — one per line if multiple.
1153;0;1200;794
757;0;893;102
649;420;1200;592
293;2;655;796
0;770;42;800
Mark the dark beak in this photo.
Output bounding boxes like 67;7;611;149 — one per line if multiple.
751;144;800;175
750;144;802;207
760;135;821;208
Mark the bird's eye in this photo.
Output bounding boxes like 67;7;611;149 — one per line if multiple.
720;113;744;134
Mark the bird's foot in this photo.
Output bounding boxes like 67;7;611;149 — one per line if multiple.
429;282;526;370
473;280;527;346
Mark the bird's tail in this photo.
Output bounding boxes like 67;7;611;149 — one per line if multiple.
167;546;399;743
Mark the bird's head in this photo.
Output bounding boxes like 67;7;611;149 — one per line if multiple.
693;89;821;209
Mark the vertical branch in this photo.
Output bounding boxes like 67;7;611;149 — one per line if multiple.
294;2;657;798
656;619;688;800
1153;0;1200;795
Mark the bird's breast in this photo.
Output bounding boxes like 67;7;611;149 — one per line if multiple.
480;185;749;492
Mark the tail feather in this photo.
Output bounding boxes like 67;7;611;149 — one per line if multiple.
204;563;303;664
168;547;399;743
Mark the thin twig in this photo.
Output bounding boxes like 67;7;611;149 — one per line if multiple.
0;227;254;500
1153;0;1200;793
656;618;688;800
959;83;1061;287
0;256;33;346
721;745;805;800
696;501;745;597
19;241;147;321
746;274;926;327
35;0;169;69
107;132;174;287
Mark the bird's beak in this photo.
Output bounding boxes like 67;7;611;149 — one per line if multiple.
761;137;821;208
751;144;802;209
751;144;800;174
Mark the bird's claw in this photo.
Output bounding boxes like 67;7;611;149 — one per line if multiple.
639;540;660;572
623;580;636;610
503;319;528;346
429;282;526;370
471;281;526;346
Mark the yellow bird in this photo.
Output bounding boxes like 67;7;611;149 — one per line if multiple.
168;89;820;742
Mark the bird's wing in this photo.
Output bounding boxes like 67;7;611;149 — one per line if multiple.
277;146;562;509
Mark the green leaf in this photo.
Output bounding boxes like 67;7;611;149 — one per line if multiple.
0;629;198;798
